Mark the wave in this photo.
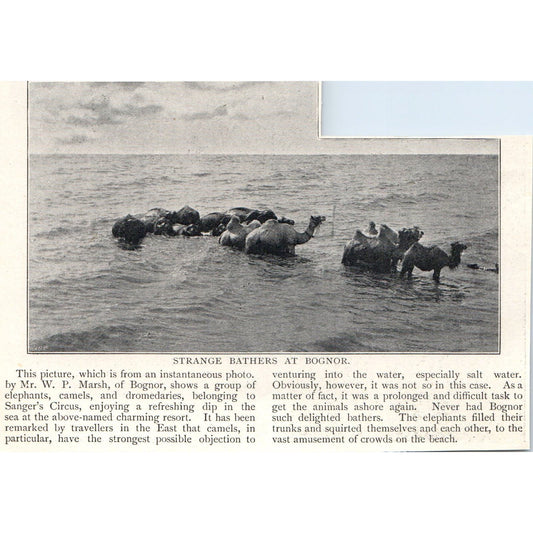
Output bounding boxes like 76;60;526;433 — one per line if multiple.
34;226;76;238
34;223;95;238
306;333;375;352
463;227;498;242
361;191;451;209
30;324;142;352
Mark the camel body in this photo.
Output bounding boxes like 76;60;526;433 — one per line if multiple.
219;217;261;250
400;242;467;282
245;216;325;256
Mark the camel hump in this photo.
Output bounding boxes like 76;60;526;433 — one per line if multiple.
353;230;369;242
246;220;261;231
226;215;242;231
378;224;399;244
377;226;388;238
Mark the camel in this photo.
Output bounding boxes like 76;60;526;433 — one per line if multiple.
342;225;423;272
244;215;326;256
400;242;467;282
219;217;261;250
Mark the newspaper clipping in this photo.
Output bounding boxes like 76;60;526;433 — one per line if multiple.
0;81;530;451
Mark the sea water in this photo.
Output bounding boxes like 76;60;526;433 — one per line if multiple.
28;153;499;353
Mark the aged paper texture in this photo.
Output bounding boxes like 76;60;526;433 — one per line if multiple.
0;82;530;450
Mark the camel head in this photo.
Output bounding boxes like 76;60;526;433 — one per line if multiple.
450;242;467;253
398;227;424;251
310;215;326;229
449;242;467;269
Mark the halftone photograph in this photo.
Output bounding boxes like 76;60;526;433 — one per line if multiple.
28;82;499;353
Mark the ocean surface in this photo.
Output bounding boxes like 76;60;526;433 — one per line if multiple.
29;154;499;353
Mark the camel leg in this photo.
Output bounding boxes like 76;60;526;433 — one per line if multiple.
400;264;413;279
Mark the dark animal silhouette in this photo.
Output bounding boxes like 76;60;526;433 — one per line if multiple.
244;209;277;224
467;263;499;273
276;216;295;225
174;223;203;237
198;212;232;233
136;208;176;233
174;205;200;226
400;242;467;282
153;216;177;236
112;215;147;245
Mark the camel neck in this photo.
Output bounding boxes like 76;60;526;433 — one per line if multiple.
449;248;463;269
305;219;318;237
294;222;316;245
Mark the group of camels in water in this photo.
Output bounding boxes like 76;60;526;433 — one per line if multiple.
112;204;493;282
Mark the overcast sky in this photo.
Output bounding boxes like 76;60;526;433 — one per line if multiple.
29;82;499;155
